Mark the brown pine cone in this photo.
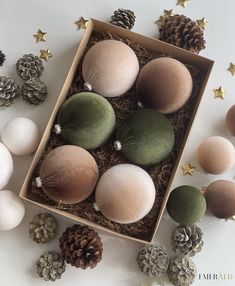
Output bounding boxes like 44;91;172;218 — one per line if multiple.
159;14;206;54
110;8;136;30
0;50;6;66
59;225;103;269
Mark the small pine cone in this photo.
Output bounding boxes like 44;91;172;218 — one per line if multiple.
159;14;206;54
16;54;44;80
22;77;48;105
59;225;103;269
0;76;20;106
168;256;196;286
110;8;136;30
137;245;169;277
36;251;66;282
172;224;203;256
0;50;6;66
29;213;58;243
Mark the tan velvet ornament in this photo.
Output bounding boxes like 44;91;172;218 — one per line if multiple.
197;136;235;174
94;164;156;224
205;180;235;218
36;145;98;204
226;105;235;136
82;40;139;97
136;57;193;114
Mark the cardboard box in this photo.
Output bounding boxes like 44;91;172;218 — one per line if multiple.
20;19;214;244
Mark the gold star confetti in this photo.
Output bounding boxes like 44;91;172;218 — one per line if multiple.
40;49;53;62
176;0;189;8
213;86;226;99
182;163;196;176
75;17;89;30
155;16;165;28
227;63;235;76
196;17;208;31
33;29;47;43
164;9;173;16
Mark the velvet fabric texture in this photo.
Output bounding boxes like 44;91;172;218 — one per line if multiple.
205;180;235;218
38;145;99;204
57;92;116;150
82;40;139;97
95;164;156;224
0;143;13;190
116;109;175;166
136;57;193;114
167;185;207;225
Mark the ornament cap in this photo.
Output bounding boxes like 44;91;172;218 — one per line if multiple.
54;124;62;135
35;177;42;188
114;140;122;151
93;202;100;211
84;82;93;91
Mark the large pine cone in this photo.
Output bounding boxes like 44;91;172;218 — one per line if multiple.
110;8;136;30
16;54;44;80
159;14;206;54
172;224;203;256
0;50;6;66
0;76;20;106
22;77;48;105
59;225;103;269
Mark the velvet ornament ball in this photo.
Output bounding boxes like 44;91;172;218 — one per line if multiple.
0;143;13;190
167;185;207;225
82;40;139;97
226;105;235;136
95;164;156;224
205;180;235;218
56;92;116;150
36;145;99;204
0;190;25;231
136;57;193;114
1;117;41;156
197;136;235;174
115;109;174;166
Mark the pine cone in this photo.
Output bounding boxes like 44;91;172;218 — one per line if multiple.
159;14;206;54
22;77;48;105
172;224;203;256
36;251;66;282
29;213;58;243
137;245;169;277
0;76;20;106
59;225;103;269
0;50;6;66
16;54;44;80
168;256;196;286
110;8;136;30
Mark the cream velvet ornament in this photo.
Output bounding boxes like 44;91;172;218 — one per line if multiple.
82;40;139;97
0;143;13;190
0;190;25;231
95;164;156;224
1;117;41;156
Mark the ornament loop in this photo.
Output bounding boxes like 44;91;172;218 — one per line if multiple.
54;124;62;135
35;177;43;188
84;82;92;92
114;140;122;151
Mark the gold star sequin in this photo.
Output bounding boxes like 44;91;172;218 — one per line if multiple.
40;49;53;62
214;86;226;99
182;163;196;176
164;9;173;16
33;29;47;43
196;18;208;31
75;17;89;30
176;0;189;8
155;16;165;28
227;63;235;76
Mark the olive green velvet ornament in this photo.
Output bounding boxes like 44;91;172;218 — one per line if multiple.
167;185;207;225
56;92;116;150
115;109;175;166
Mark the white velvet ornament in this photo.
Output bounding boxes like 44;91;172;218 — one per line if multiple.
0;190;25;231
95;164;156;224
1;117;41;156
0;143;13;190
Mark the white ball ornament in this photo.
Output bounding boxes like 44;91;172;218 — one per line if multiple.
0;190;25;231
1;117;41;156
95;164;156;224
0;143;13;190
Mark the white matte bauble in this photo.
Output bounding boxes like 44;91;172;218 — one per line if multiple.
1;117;41;156
0;143;13;190
95;164;156;224
0;190;25;231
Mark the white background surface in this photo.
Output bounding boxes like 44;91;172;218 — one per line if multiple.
1;0;235;285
